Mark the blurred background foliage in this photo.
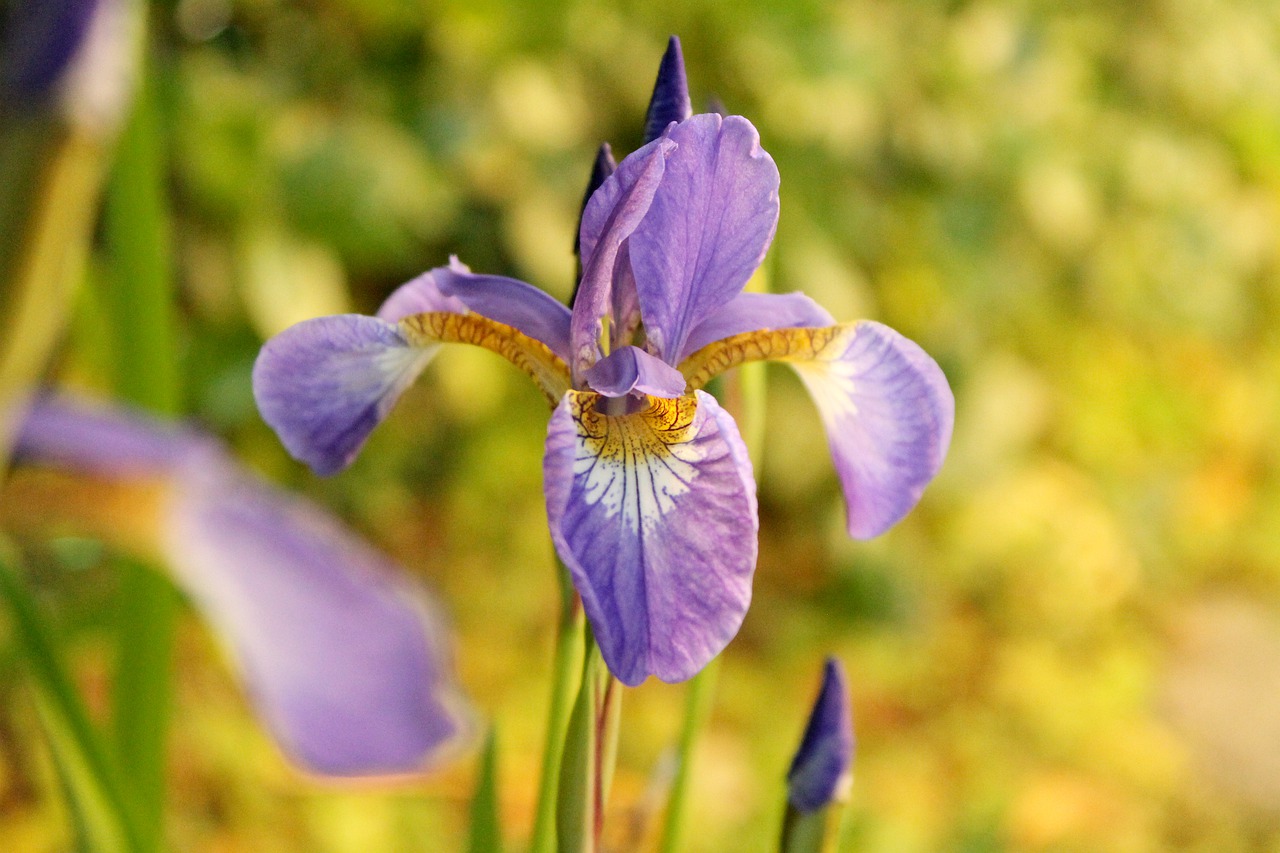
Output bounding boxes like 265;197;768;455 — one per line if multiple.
4;0;1280;850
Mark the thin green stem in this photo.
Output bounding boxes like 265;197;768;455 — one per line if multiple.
657;655;720;853
530;561;586;853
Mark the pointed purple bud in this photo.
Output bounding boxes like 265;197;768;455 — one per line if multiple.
642;36;692;144
787;658;855;812
573;143;618;289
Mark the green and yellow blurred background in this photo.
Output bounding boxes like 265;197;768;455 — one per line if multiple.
5;0;1280;850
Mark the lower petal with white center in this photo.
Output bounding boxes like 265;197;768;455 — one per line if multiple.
543;389;758;686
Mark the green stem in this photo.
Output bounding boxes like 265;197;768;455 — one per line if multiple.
467;727;503;853
657;655;720;853
101;49;179;853
556;628;600;853
530;562;586;853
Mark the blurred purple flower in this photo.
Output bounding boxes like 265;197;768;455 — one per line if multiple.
11;395;469;778
0;0;134;126
252;39;953;687
787;658;855;812
1;0;100;106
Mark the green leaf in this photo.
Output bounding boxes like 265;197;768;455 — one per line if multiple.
101;43;181;853
0;553;140;853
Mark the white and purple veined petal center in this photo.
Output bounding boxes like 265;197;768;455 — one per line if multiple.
543;389;757;686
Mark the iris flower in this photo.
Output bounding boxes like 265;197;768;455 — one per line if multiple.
6;395;469;777
253;41;953;687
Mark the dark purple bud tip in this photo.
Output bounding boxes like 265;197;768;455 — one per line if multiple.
642;35;692;144
786;657;856;812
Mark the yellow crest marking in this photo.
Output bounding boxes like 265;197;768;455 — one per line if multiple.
566;390;706;532
677;324;858;391
399;312;572;405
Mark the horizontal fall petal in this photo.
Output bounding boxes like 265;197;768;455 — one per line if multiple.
789;322;954;538
543;389;757;686
629;114;780;363
11;395;469;778
168;464;468;777
253;315;435;475
677;321;952;538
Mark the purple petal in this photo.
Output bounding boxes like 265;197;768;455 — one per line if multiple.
375;267;469;322
571;136;675;376
573;143;618;271
582;346;686;399
642;36;692;144
253;315;435;475
792;322;953;538
167;460;467;777
430;260;572;361
12;393;215;475
543;390;758;686
679;292;836;362
628;114;780;363
787;657;855;812
11;394;469;777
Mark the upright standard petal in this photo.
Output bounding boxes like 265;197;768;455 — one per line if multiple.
543;389;757;686
642;36;692;144
573;143;617;278
571;136;674;376
168;463;468;777
253;315;435;475
628;114;780;363
787;657;855;812
679;321;952;538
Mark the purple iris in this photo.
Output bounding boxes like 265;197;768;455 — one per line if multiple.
10;395;469;777
252;42;953;687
